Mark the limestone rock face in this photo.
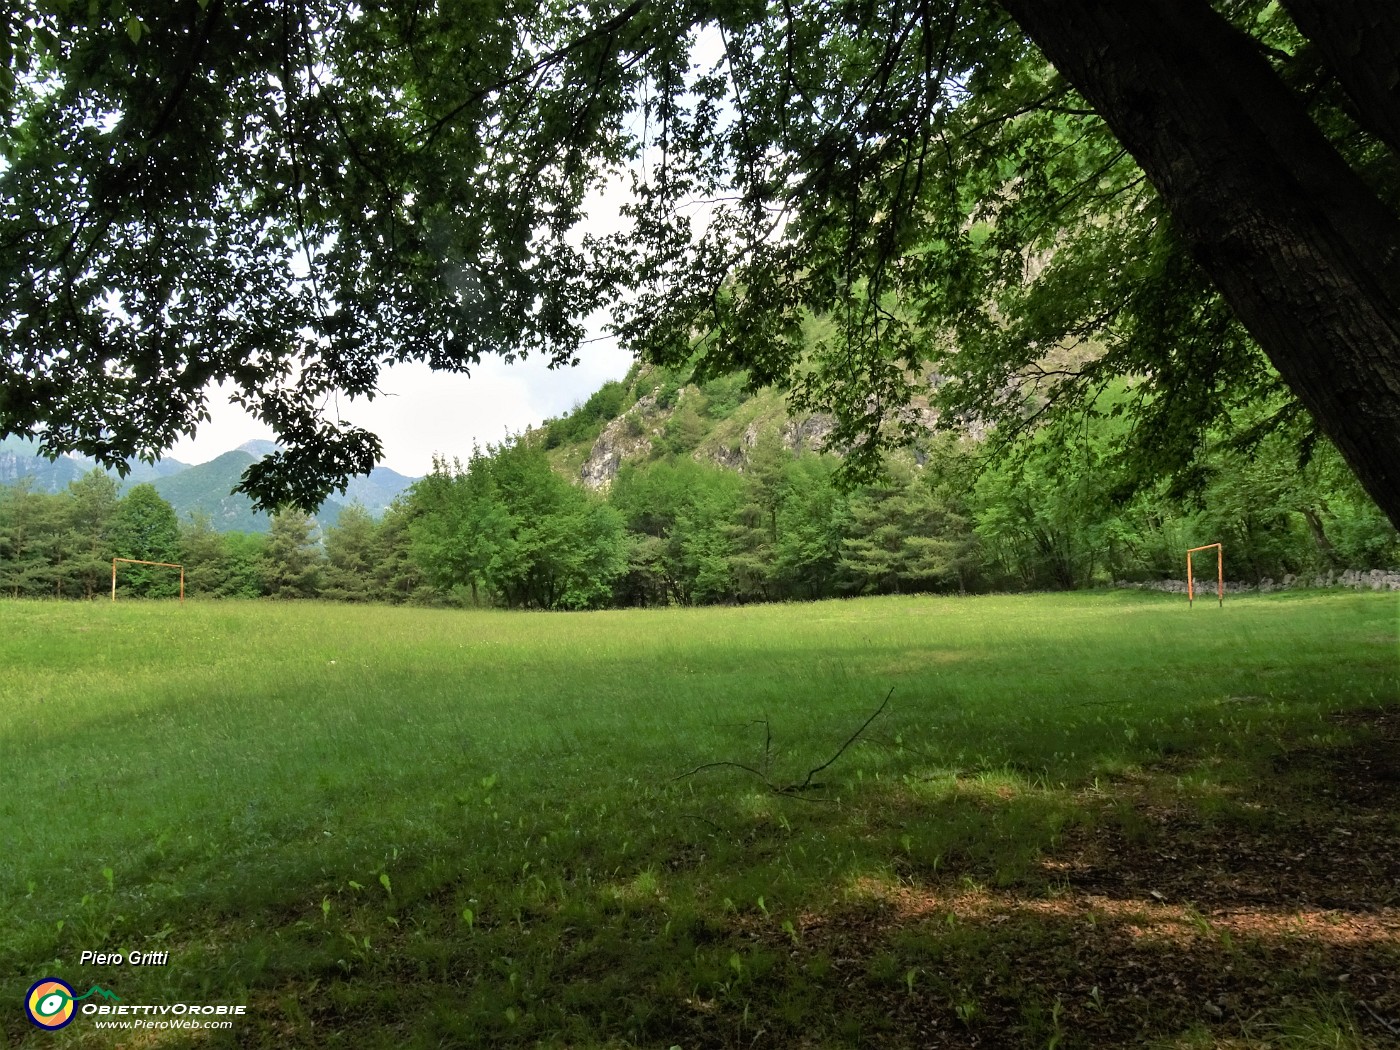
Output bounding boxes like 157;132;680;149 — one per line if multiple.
570;362;982;486
579;395;658;490
781;414;835;454
707;413;838;472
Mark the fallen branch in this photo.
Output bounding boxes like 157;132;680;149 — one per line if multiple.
1362;1000;1400;1037
707;718;774;775
674;689;893;798
783;688;894;792
672;760;772;784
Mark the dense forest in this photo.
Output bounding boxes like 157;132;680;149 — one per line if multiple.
2;366;1395;607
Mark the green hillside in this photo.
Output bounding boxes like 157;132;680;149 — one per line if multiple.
537;362;834;489
489;359;1397;607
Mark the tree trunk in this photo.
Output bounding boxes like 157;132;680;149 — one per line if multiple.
1300;505;1337;562
1278;0;1400;157
997;0;1400;530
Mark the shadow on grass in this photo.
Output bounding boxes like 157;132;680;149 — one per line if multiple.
209;710;1400;1050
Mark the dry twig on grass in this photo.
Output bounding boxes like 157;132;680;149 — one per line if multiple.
674;689;894;798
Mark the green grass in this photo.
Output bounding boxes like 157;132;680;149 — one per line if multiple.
1;590;1396;1047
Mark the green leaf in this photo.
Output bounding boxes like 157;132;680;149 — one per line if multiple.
124;15;142;43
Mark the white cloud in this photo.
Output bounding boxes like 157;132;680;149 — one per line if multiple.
167;338;635;478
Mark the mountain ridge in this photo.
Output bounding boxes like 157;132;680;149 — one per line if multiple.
0;438;418;532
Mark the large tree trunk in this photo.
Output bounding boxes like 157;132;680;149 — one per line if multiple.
996;0;1400;530
1279;0;1400;157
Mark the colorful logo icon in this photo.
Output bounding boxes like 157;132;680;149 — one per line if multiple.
25;978;76;1030
24;979;121;1030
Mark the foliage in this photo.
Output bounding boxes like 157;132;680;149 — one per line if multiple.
0;480;57;598
261;509;323;599
4;2;1397;526
698;372;750;420
60;471;120;599
369;499;425;605
3;361;1397;607
408;441;627;609
409;452;513;605
771;454;848;599
218;531;270;599
321;503;381;602
973;426;1120;591
110;484;181;597
178;511;234;597
842;458;978;595
654;396;710;458
542;381;631;450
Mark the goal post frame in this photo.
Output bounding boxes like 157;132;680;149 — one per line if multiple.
1185;543;1223;608
111;558;185;603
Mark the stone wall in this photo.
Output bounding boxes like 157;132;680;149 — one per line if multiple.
1115;569;1400;594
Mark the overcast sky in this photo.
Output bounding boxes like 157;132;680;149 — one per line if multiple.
166;337;636;478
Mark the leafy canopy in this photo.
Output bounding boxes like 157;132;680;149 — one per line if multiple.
2;1;1393;507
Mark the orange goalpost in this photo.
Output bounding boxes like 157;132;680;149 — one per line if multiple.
111;558;185;603
1185;543;1223;608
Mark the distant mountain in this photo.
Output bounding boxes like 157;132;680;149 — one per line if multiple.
151;450;286;533
0;436;90;491
342;466;417;516
0;438;418;532
0;436;187;492
232;440;414;515
237;439;281;458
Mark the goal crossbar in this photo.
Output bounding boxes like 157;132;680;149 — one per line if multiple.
111;558;185;603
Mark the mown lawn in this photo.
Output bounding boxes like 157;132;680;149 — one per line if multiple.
1;591;1397;1048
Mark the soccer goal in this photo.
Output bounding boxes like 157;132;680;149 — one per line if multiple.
110;558;185;603
1185;543;1223;608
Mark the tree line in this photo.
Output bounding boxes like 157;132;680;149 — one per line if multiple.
0;473;413;602
3;409;1393;607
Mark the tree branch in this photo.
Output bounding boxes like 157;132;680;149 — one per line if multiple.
784;687;893;792
674;690;893;798
418;0;647;150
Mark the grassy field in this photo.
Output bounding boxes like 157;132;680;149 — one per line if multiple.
1;590;1397;1048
